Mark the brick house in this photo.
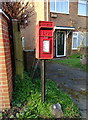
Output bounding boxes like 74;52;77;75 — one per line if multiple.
49;0;88;57
21;0;88;68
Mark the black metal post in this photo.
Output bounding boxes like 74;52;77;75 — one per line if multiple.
41;59;45;102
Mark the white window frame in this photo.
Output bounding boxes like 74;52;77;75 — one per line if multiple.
50;0;69;14
78;0;88;16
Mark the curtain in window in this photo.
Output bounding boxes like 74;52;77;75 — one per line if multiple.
72;32;88;49
78;32;88;46
50;0;55;11
50;0;68;13
72;32;78;49
56;0;68;13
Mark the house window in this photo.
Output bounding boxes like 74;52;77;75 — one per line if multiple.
50;0;69;14
72;32;88;49
78;0;88;16
72;32;78;49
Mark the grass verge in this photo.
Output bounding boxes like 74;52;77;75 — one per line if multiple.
50;54;88;72
2;72;80;119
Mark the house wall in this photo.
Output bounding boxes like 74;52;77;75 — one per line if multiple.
48;0;87;56
0;12;12;110
49;1;86;29
21;1;45;71
21;1;45;50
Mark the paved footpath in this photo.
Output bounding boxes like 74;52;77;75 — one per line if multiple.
46;61;88;119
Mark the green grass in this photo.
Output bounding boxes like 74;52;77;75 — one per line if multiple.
68;53;80;59
2;72;80;119
50;54;88;72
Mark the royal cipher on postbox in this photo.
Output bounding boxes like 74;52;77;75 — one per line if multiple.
36;21;54;59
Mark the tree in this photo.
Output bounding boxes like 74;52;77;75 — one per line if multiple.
1;1;34;77
2;1;33;28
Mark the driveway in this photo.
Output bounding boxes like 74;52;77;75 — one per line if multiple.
46;61;88;119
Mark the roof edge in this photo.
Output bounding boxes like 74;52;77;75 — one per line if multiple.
54;26;75;30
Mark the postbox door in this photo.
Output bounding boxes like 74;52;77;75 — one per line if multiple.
39;37;53;59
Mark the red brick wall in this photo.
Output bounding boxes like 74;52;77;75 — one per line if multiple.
49;1;86;29
0;13;12;110
71;50;78;54
48;1;87;56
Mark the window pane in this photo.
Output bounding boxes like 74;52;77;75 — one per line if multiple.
78;0;88;16
56;0;68;13
73;37;78;48
78;32;88;47
86;32;88;46
72;32;78;49
78;32;83;46
78;3;86;15
50;0;55;11
87;2;88;16
79;0;87;4
72;32;88;49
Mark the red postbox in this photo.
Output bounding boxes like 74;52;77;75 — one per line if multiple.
36;21;54;59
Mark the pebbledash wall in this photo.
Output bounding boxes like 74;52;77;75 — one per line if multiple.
0;10;13;110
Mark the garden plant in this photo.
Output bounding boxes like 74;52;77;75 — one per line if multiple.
2;72;80;119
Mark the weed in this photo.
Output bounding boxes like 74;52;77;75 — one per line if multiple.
2;72;80;119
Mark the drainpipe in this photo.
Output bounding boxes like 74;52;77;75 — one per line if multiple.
46;0;48;21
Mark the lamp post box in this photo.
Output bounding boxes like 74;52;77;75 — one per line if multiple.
35;21;54;102
36;21;54;59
